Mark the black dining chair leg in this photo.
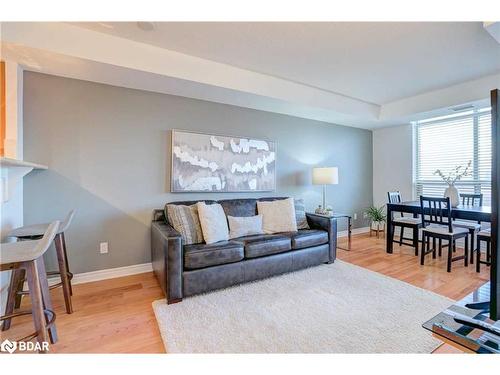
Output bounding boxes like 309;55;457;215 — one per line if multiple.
399;227;404;246
413;226;419;256
432;237;437;259
464;235;469;267
438;239;442;257
420;233;426;266
391;224;396;244
476;240;481;273
470;231;475;265
447;239;453;273
487;241;491;263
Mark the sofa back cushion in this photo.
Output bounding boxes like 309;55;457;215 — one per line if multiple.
166;204;204;245
219;198;257;217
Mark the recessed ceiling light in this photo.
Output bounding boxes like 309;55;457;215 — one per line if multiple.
137;22;156;32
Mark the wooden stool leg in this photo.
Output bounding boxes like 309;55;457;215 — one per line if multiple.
54;233;73;314
61;233;73;296
36;257;58;344
24;260;49;352
13;268;26;309
1;269;22;331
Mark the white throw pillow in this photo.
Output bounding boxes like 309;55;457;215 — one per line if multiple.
257;198;298;234
228;215;264;239
196;202;229;244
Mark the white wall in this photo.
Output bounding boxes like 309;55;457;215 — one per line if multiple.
372;124;413;207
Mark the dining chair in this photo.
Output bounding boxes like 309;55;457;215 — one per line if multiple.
453;193;482;265
476;229;491;273
420;196;469;272
387;191;422;255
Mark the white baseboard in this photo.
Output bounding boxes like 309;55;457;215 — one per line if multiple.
46;228;369;286
48;262;153;286
338;226;370;238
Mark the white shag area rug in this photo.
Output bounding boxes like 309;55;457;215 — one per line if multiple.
152;260;453;353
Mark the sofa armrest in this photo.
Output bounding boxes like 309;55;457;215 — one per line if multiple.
306;213;337;263
151;221;183;303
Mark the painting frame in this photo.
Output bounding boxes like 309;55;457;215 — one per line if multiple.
170;129;277;193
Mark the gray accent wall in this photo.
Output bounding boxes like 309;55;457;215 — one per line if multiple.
23;72;373;274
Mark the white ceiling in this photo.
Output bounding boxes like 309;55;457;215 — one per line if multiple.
75;22;500;105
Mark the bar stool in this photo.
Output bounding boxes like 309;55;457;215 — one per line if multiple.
0;222;60;353
475;229;491;273
6;210;75;317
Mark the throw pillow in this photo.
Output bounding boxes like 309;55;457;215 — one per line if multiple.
166;204;203;245
228;215;264;239
257;198;298;234
197;202;230;244
294;198;310;230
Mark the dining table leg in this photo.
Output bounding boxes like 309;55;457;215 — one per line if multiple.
386;205;393;253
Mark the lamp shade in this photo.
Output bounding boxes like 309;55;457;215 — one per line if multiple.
312;167;339;185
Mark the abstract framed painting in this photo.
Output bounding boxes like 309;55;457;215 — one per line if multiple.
171;130;276;192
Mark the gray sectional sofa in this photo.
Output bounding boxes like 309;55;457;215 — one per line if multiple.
151;197;337;304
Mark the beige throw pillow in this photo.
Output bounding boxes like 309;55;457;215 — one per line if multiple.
257;198;298;234
197;202;229;244
228;215;264;239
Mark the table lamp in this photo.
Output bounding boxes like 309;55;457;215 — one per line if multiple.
312;167;339;214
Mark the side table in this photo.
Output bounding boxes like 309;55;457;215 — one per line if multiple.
308;212;352;250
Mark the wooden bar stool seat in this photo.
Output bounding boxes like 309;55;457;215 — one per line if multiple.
0;222;60;353
6;210;75;316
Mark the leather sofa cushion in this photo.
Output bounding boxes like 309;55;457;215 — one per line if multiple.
235;234;292;259
184;241;244;270
287;229;328;250
219;198;257;217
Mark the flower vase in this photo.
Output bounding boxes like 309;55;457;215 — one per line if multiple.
444;185;460;207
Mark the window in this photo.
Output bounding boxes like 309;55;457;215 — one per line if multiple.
414;107;492;206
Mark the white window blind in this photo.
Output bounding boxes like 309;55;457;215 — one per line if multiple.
414;108;492;206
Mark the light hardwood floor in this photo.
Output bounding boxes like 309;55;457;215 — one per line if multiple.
0;233;489;353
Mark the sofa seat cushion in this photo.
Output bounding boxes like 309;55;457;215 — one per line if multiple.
184;241;244;270
287;229;328;250
235;234;292;259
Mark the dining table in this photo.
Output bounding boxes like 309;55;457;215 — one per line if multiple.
386;200;492;254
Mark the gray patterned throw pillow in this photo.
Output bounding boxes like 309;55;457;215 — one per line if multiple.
166;204;204;245
294;198;310;230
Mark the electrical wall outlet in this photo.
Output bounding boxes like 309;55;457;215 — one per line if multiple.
363;212;368;219
353;213;358;220
100;242;109;254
